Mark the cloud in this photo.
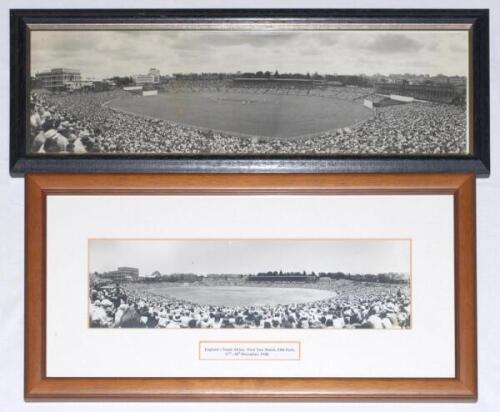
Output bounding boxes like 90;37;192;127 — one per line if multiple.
30;29;469;78
167;31;301;50
363;33;423;54
301;47;321;56
450;42;467;53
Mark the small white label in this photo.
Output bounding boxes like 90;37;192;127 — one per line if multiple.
199;341;300;361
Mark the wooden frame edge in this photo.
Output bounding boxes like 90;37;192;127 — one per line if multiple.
453;174;477;400
24;173;477;401
25;175;46;399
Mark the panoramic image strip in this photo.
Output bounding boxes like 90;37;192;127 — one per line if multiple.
29;29;469;156
89;239;412;330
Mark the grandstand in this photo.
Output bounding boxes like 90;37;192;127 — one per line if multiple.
232;77;324;89
247;274;318;283
29;75;469;156
97;267;139;282
374;82;466;105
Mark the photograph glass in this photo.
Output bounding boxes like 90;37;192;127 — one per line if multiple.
29;26;470;157
89;239;412;330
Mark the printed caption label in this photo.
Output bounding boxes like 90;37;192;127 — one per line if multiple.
199;341;300;361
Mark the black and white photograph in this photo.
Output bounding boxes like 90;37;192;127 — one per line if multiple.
88;239;412;329
29;27;470;157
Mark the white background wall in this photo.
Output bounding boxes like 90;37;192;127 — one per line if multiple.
0;0;498;411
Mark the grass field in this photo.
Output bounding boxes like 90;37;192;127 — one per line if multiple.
107;92;373;138
141;285;337;307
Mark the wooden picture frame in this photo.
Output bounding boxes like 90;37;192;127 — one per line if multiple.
25;173;476;401
11;9;490;176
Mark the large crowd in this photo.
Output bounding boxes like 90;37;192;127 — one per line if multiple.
29;83;467;155
89;280;411;329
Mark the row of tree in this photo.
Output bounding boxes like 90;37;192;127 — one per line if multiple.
170;71;371;86
254;271;409;284
141;271;202;283
255;270;314;277
100;72;372;87
132;270;408;285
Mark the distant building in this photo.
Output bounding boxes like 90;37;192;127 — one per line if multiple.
34;68;82;91
93;79;116;92
206;274;246;280
133;68;161;85
148;68;161;83
100;267;139;282
133;74;155;85
324;75;370;87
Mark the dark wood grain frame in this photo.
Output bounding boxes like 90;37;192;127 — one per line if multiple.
25;173;476;401
10;9;490;177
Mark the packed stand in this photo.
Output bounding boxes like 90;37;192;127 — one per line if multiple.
89;280;411;329
29;84;467;156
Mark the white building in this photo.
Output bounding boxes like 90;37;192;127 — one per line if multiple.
133;68;161;85
100;267;139;282
34;68;82;90
148;68;161;83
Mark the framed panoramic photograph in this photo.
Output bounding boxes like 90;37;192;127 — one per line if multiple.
10;9;489;176
25;173;477;400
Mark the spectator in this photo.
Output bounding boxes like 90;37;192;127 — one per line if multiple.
88;278;411;330
30;83;466;156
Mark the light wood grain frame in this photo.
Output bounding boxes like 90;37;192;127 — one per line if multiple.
24;173;477;401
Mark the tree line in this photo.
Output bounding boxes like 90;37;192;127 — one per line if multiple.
254;270;408;284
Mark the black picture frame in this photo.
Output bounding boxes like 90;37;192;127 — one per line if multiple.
10;8;490;177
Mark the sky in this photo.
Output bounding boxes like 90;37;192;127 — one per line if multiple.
88;239;410;277
30;29;469;79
